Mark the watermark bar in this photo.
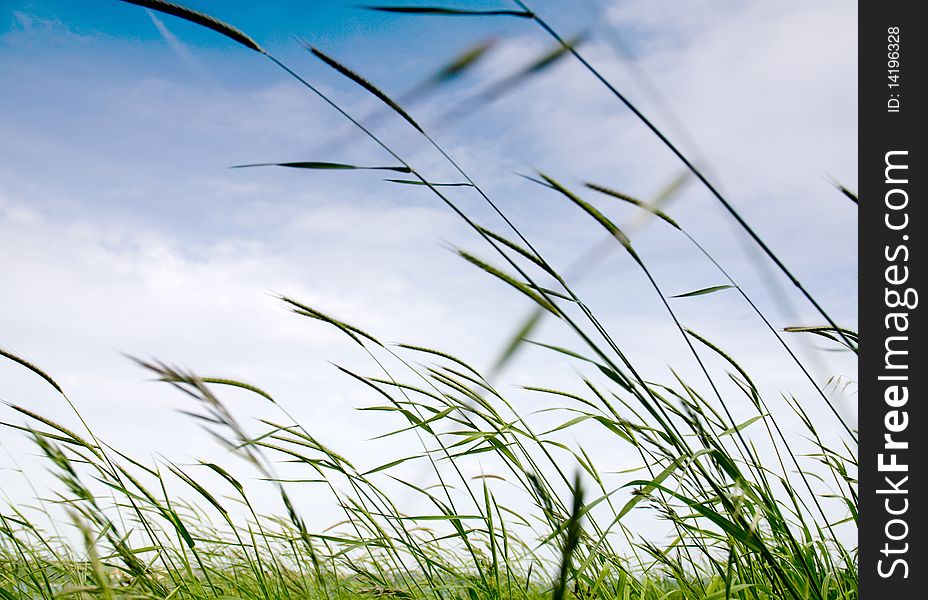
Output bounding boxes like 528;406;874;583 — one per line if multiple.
860;2;925;594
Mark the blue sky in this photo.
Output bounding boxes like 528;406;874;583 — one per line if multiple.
0;0;857;544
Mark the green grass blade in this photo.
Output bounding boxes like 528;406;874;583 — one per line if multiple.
308;46;424;133
0;347;64;394
670;285;735;299
359;6;534;18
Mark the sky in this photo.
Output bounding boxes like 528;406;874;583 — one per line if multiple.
0;0;857;545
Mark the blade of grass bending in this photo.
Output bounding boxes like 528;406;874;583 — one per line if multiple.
513;0;855;351
474;225;552;275
587;181;857;440
312;38;496;159
159;376;276;403
0;347;64;394
783;326;858;351
117;0;264;53
540;173;633;251
394;344;485;380
839;185;858;204
585;182;681;229
840;185;858;204
682;329;758;399
232;161;410;172
308;45;424;133
718;415;767;438
516;171;555;188
829;180;858;204
5;405;101;459
670;285;735;299
282;296;384;347
359;6;533;17
527;284;574;301
384;179;472;186
524;340;595;364
456;250;559;314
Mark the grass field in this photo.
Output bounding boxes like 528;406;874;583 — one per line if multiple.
0;1;857;598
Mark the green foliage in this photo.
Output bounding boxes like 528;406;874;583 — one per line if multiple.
1;2;857;599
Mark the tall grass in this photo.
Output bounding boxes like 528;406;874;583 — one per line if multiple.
1;2;856;599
